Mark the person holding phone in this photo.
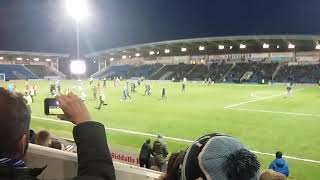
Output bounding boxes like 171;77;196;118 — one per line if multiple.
0;88;116;179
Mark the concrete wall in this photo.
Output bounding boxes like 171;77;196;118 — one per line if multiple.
26;144;162;180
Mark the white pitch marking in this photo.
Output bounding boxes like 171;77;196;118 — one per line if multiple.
31;115;320;164
224;88;305;109
229;108;320;117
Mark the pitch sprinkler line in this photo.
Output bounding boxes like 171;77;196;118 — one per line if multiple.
32;115;320;164
230;108;320;117
224;88;305;109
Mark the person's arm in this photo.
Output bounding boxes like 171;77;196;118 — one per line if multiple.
57;93;116;180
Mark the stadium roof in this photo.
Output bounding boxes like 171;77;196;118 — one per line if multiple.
86;35;320;60
0;51;69;58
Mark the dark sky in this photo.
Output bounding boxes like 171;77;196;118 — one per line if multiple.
0;0;319;56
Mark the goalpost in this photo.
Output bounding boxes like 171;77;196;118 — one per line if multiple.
0;73;5;82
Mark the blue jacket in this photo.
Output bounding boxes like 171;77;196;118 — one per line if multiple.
269;158;289;177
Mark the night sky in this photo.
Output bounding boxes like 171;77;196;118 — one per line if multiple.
0;0;319;56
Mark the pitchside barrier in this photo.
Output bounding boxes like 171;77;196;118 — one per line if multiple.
26;144;162;180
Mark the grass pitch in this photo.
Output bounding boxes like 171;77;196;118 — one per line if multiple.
3;80;320;179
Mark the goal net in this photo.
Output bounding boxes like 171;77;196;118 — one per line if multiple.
0;73;5;82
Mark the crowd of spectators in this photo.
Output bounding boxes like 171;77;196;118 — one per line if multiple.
275;64;320;83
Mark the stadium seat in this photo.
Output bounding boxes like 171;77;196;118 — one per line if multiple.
0;64;39;80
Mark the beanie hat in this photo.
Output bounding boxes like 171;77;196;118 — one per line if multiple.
180;134;260;180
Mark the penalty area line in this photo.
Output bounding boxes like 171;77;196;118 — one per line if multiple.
31;115;320;164
229;108;320;117
224;88;305;109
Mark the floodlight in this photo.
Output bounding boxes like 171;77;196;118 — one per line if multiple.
277;45;280;49
0;57;3;60
135;53;141;57
263;43;269;49
165;49;170;54
149;51;155;55
66;0;89;22
181;47;187;52
199;46;205;51
110;57;114;61
16;57;22;61
122;55;127;59
218;45;225;50
288;43;295;49
240;44;246;49
230;46;233;50
33;58;39;61
316;44;320;50
70;60;86;75
46;59;51;62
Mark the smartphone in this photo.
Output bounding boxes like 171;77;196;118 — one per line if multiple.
44;98;64;115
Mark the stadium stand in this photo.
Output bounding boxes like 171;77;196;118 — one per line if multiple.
149;64;178;80
225;62;278;83
168;64;194;81
26;144;162;180
274;64;320;83
93;65;133;79
25;65;59;78
187;64;209;81
0;64;39;80
209;63;233;82
127;64;163;78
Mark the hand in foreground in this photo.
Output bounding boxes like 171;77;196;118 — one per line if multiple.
56;92;91;125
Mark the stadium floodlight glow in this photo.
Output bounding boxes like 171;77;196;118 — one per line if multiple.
218;45;225;50
66;0;89;22
122;55;127;59
181;47;187;52
165;49;170;54
149;51;155;55
135;53;141;57
110;57;114;61
0;57;3;60
33;58;39;61
70;60;86;75
16;57;22;61
230;46;233;50
316;44;320;50
263;43;270;49
288;43;295;49
240;44;246;49
199;46;205;51
46;59;51;62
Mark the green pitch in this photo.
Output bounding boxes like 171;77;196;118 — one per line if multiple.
3;80;320;179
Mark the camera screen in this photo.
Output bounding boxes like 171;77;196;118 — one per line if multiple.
48;100;64;115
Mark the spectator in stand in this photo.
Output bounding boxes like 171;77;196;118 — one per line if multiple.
260;170;286;180
153;135;169;172
160;133;260;180
34;130;52;147
269;151;289;177
139;139;153;169
0;88;116;179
